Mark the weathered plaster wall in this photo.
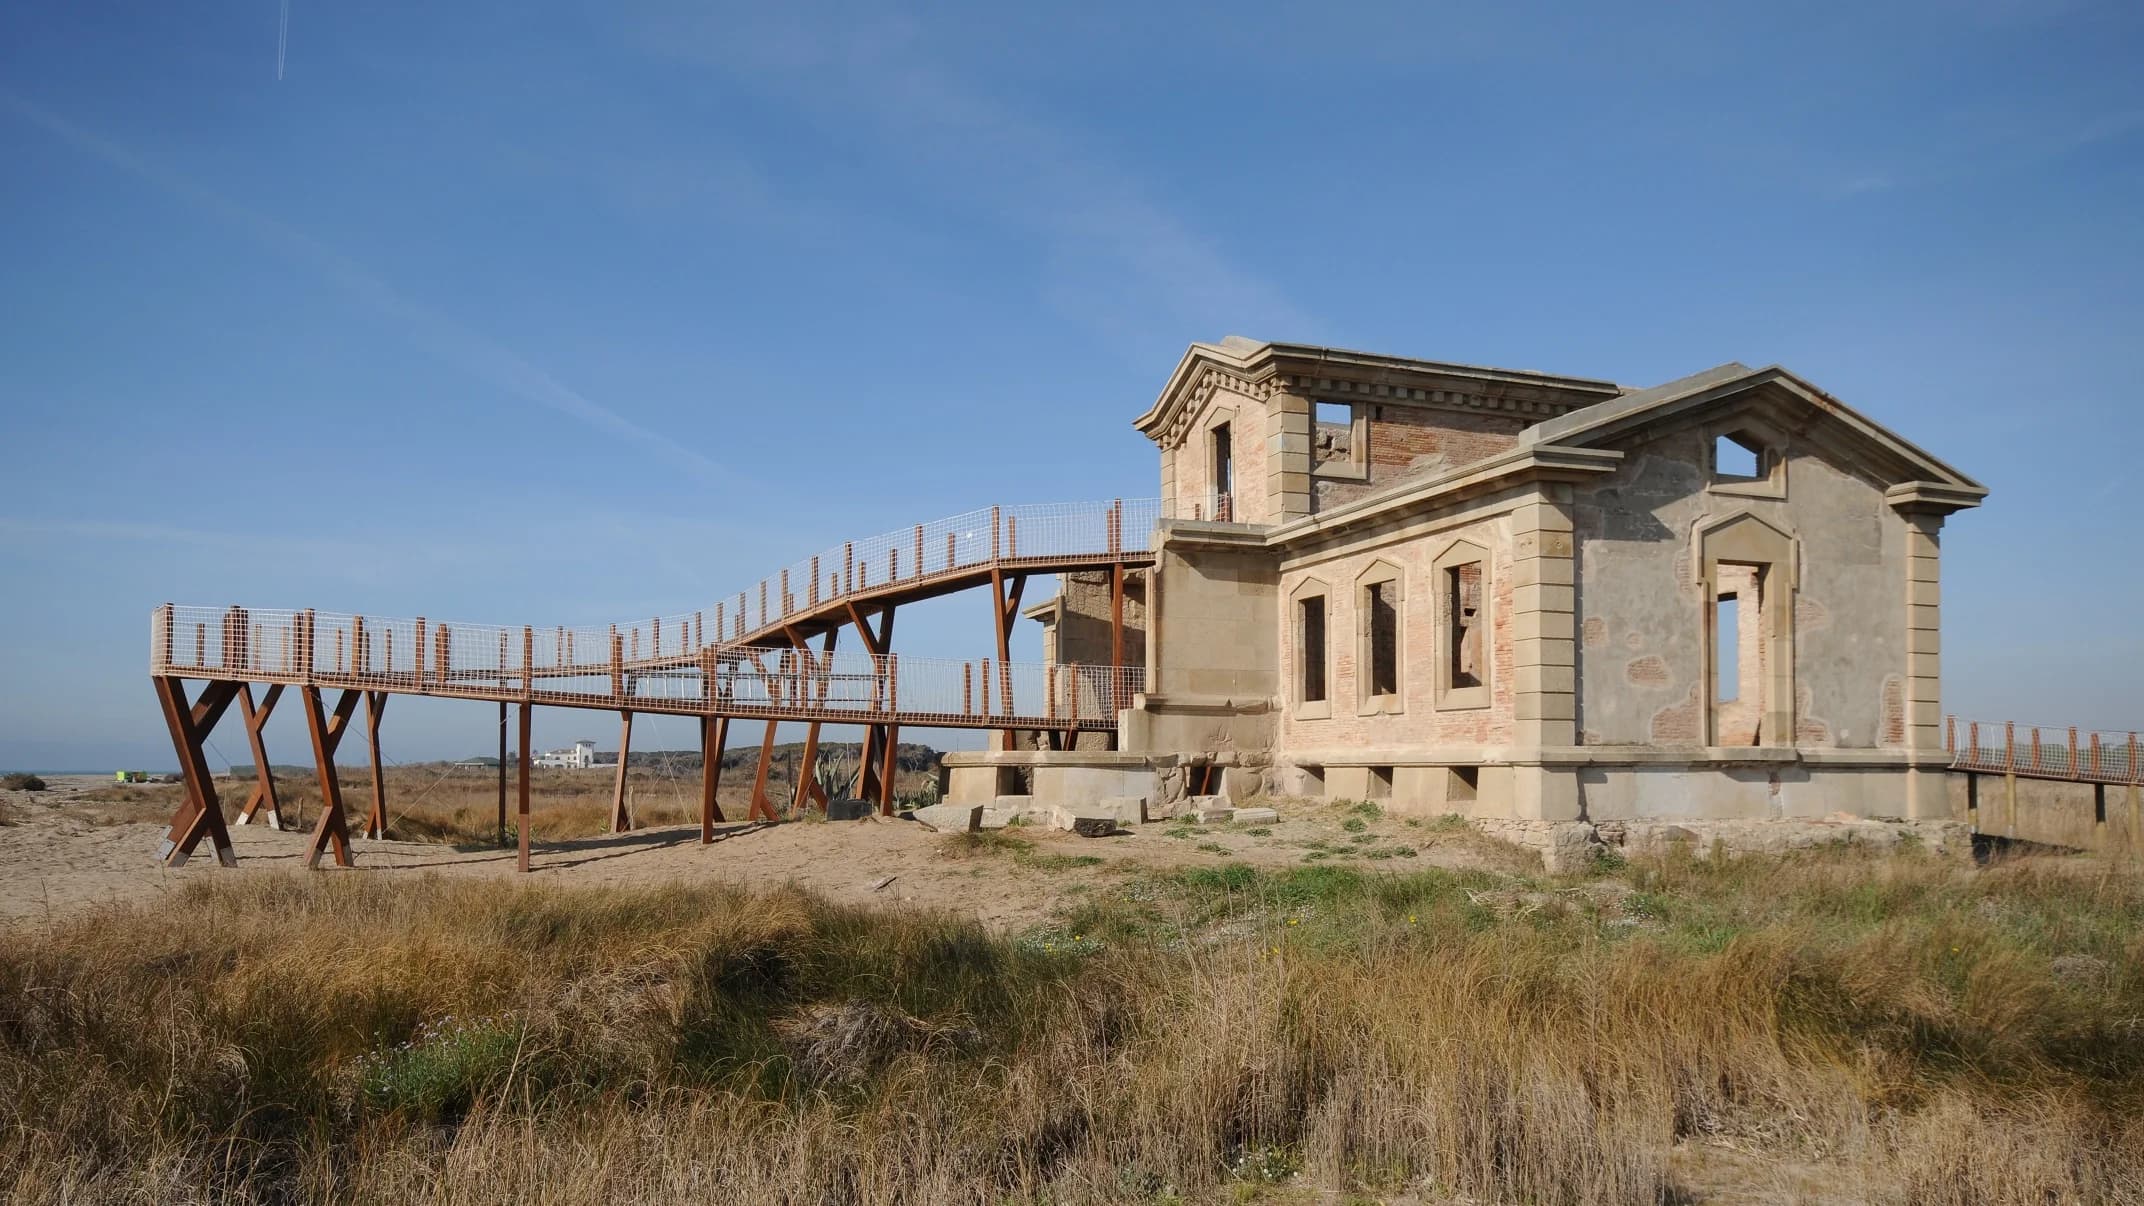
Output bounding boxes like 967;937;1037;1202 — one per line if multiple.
1573;426;1907;750
1121;525;1278;759
1578;762;1920;821
1273;512;1517;757
1168;384;1272;524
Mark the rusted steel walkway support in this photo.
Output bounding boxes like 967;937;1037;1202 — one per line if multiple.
748;721;780;822
496;702;508;846
878;723;901;815
234;683;286;829
153;676;241;868
700;715;729;842
609;710;634;833
362;690;389;840
300;686;362;869
988;568;1025;751
516;702;533;872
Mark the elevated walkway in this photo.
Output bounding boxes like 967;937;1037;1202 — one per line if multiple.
146;498;1163;873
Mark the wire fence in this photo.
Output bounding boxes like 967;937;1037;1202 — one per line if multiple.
151;604;1143;728
1947;716;2141;784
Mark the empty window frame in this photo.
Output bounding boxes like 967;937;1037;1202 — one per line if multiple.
1714;594;1739;702
1447;562;1483;690
1210;422;1233;514
1298;594;1328;704
1432;539;1491;709
1354;561;1404;714
1714;432;1764;479
1313;399;1360;471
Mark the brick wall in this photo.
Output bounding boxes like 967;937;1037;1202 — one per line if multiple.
1274;514;1516;752
1315;407;1526;511
1171;385;1270;524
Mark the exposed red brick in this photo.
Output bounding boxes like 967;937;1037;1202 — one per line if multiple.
1626;655;1670;686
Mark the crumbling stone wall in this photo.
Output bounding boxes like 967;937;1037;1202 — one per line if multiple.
1314;407;1527;512
1164;383;1271;524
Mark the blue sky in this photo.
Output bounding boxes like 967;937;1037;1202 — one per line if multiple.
2;0;2140;771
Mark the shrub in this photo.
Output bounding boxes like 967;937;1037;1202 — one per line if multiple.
2;772;47;792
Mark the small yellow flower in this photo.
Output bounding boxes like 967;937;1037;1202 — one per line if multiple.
1407;915;1417;924
1287;917;1300;926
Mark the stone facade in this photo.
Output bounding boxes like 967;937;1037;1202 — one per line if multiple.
959;339;1986;829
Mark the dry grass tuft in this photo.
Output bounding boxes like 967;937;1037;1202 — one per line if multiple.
2;846;2140;1203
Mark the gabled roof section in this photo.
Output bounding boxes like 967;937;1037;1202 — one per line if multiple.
1522;362;1986;506
1134;338;1625;445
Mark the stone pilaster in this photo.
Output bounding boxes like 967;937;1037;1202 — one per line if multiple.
1268;392;1312;522
1509;488;1579;820
1902;510;1947;818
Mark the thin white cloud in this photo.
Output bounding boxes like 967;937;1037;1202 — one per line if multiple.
0;92;731;485
629;5;1321;347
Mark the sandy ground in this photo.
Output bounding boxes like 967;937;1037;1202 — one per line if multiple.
0;774;1527;930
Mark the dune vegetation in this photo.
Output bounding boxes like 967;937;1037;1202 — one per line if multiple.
3;841;2141;1204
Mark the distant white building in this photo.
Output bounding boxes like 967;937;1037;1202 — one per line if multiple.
533;739;598;769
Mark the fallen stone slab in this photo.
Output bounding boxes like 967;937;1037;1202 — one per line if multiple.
1230;807;1279;826
1188;796;1234;824
1052;805;1128;837
909;803;982;833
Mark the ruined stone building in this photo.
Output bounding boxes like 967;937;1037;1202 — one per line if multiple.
947;338;1986;824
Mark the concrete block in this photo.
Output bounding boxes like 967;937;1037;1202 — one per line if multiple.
826;797;877;821
1189;795;1234;823
1052;804;1127;837
1512;610;1575;643
909;803;981;833
1512;583;1575;615
1057;797;1142;827
1231;806;1279;825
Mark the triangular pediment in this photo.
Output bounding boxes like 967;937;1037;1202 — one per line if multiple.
1522;364;1985;507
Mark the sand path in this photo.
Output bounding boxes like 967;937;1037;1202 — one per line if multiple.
1;774;1519;929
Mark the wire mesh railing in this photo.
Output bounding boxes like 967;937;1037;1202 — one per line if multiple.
150;604;1145;727
1947;716;2142;784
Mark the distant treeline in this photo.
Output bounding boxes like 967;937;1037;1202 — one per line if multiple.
227;742;941;779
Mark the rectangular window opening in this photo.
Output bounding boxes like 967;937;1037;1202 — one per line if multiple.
1314;401;1353;467
1298;596;1327;704
1210;423;1233;512
1446;562;1483;690
1714;593;1740;703
1368;766;1394;801
1714;432;1763;479
1367;582;1399;697
1447;766;1479;804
